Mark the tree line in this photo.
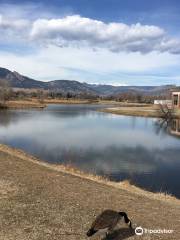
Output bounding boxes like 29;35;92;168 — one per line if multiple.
0;79;172;108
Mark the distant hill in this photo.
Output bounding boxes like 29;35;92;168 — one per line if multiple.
0;67;176;96
0;68;45;89
86;84;175;96
0;67;97;95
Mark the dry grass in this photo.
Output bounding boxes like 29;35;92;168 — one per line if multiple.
0;144;179;205
54;165;179;204
100;106;180;119
98;102;151;107
0;179;18;199
44;98;97;104
99;106;162;118
43;99;151;106
5;100;46;109
3;99;153;109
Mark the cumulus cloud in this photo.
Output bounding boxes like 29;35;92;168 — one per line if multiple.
30;15;180;54
0;13;180;54
30;15;165;53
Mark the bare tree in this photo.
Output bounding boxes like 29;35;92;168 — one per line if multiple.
158;103;174;120
37;89;45;104
0;79;11;107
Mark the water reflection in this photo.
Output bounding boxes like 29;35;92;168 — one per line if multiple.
153;119;170;136
169;119;180;137
0;110;22;127
154;118;180;138
0;104;180;198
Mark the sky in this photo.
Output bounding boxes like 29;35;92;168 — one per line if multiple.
0;0;180;86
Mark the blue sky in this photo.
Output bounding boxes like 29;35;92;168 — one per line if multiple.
0;0;180;85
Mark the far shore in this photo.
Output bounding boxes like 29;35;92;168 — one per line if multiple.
43;98;151;107
1;98;151;110
99;105;161;118
1;99;46;109
99;105;180;119
1;99;180;119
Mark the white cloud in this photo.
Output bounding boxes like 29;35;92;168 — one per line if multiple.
29;15;180;54
30;15;159;52
0;12;179;54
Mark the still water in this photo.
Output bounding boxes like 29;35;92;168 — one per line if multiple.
0;104;180;198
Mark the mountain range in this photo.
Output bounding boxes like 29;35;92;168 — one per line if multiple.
0;67;176;96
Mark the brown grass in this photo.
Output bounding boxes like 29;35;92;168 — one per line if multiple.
99;106;161;118
0;179;18;198
100;106;180;119
44;99;152;106
44;98;99;104
3;98;153;109
5;99;46;109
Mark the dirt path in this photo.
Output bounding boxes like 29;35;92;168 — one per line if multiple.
0;148;180;240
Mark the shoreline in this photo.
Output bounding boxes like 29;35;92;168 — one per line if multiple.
43;99;151;107
0;143;179;205
1;99;152;110
99;107;162;118
99;106;180;119
2;99;180;119
44;99;99;104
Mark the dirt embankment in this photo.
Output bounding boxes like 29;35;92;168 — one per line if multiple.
0;144;180;240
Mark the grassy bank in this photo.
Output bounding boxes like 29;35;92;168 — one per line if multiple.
44;98;100;104
44;99;151;106
100;106;161;118
0;144;180;240
0;99;152;110
1;100;46;109
100;105;180;118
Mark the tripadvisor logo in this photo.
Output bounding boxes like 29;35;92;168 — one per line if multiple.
135;227;143;236
135;226;173;236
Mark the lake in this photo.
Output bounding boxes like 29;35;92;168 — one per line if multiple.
0;104;180;198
